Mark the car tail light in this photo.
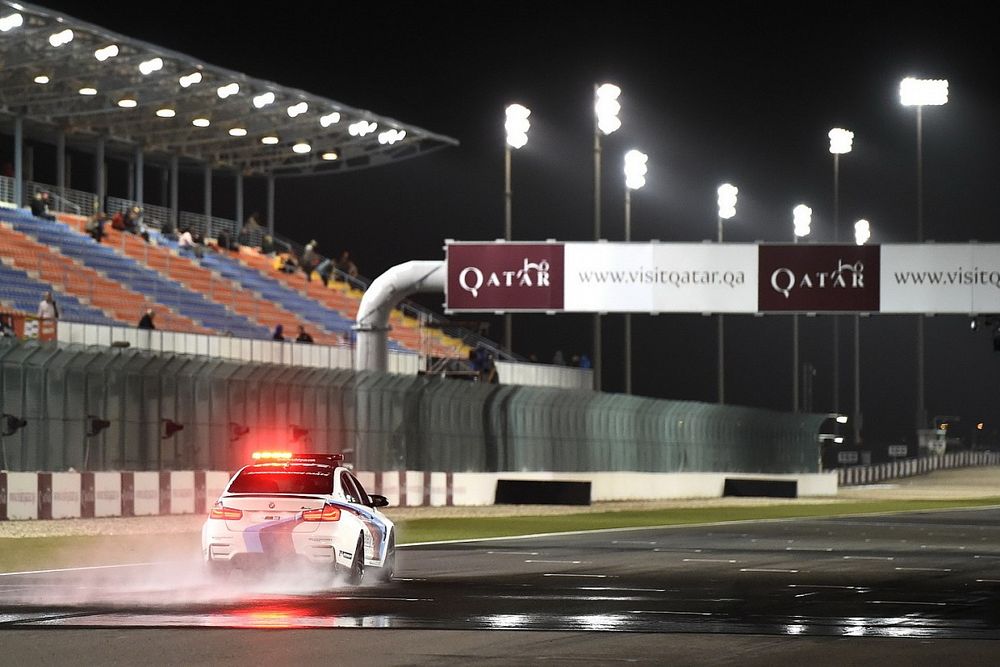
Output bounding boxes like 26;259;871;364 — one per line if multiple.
209;505;243;520
301;504;341;522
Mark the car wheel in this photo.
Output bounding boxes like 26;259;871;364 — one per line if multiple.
348;534;365;585
375;533;395;582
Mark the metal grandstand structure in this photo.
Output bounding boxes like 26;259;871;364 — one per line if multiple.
0;1;457;177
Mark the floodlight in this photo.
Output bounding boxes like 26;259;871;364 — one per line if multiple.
94;44;119;61
156;108;175;118
793;204;812;238
348;120;377;136
0;13;24;32
33;75;49;84
252;91;275;108
192;117;210;127
595;83;622;135
829;128;854;154
78;87;97;96
292;142;311;154
623;149;648;190
138;57;163;75
179;72;202;88
48;28;73;47
505;104;531;149
287;102;308;117
260;136;279;145
900;77;949;106
717;183;738;220
854;219;871;245
378;129;406;145
320;112;341;127
321;152;338;161
117;97;137;108
228;127;247;137
217;83;240;99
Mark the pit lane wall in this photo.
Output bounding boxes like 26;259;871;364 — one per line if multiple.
0;469;837;520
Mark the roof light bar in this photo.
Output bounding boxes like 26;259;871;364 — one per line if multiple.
251;451;294;461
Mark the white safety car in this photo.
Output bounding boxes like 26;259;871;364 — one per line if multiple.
202;452;395;584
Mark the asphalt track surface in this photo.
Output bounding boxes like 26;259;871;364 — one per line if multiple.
2;506;1000;665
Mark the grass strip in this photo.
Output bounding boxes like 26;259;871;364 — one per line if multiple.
1;498;997;573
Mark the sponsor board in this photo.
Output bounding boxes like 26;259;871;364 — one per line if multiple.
758;244;879;312
445;241;1000;314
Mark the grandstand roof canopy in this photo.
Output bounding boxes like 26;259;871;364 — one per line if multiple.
0;1;458;177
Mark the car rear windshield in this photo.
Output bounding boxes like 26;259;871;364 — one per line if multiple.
228;466;334;495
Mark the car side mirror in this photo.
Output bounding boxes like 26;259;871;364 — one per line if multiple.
369;494;389;508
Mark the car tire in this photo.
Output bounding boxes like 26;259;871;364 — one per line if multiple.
348;534;365;585
375;533;395;582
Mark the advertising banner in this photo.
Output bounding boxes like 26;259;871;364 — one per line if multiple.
445;241;1000;315
564;243;757;312
446;242;564;311
758;244;880;312
880;244;1000;313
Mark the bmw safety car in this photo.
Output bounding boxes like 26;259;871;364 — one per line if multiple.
202;452;395;584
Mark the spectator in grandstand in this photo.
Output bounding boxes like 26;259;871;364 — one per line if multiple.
578;354;592;369
278;253;298;274
335;250;359;279
552;349;566;366
123;206;151;242
37;291;59;320
301;240;319;281
272;324;285;341
178;227;204;258
30;191;56;221
261;234;276;255
85;211;107;243
239;211;265;247
137;309;156;330
0;314;14;338
216;229;237;252
295;325;314;343
315;257;335;286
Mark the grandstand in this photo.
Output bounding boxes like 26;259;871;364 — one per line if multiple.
0;1;491;364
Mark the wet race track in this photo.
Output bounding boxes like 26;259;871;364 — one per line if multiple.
2;507;1000;663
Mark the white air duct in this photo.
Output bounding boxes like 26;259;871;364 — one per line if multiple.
354;260;445;373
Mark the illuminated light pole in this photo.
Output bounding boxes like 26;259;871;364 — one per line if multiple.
853;219;870;447
623;149;648;395
792;204;812;413
503;103;531;355
900;77;948;431
593;83;622;391
828;128;853;416
716;183;738;404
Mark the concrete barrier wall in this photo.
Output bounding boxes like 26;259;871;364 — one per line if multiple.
836;451;1000;487
0;468;839;520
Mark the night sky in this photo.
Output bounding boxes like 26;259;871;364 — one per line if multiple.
29;1;1000;447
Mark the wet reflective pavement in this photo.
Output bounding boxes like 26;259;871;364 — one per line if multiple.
2;507;1000;640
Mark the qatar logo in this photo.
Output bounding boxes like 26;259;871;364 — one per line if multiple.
757;244;879;312
446;243;564;311
770;259;865;299
458;258;551;298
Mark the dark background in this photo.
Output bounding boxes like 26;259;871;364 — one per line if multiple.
26;1;1000;448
